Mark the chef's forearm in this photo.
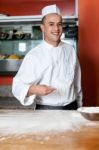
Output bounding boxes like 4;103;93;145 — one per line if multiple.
27;85;38;97
27;84;56;97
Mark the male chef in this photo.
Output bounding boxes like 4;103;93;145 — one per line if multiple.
12;4;83;110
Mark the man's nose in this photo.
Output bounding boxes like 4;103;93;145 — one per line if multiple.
54;25;59;30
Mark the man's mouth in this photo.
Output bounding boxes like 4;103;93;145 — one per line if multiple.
52;32;60;36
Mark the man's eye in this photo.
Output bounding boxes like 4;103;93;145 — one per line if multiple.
58;23;62;26
49;23;54;26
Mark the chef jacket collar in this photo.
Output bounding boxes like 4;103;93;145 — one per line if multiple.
43;40;62;50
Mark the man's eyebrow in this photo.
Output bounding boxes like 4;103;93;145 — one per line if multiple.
48;21;62;24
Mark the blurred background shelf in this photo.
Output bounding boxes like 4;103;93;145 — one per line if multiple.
0;97;34;109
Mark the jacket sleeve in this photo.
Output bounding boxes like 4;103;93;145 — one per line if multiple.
74;58;83;107
12;53;41;106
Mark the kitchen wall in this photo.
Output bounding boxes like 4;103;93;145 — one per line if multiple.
0;0;75;16
79;0;99;106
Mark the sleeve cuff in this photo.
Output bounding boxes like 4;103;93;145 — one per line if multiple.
21;94;36;106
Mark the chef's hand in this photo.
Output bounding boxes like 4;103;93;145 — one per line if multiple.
27;84;56;96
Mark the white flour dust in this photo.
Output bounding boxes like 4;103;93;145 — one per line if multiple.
0;110;92;137
78;107;99;113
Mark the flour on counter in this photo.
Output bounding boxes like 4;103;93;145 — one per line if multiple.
0;110;94;137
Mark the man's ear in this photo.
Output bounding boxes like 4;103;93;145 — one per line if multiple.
40;24;44;33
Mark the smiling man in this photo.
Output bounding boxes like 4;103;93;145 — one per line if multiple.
41;14;62;46
12;4;83;110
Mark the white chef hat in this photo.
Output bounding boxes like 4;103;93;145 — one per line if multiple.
42;4;61;17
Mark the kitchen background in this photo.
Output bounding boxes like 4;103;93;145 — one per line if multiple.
0;0;99;106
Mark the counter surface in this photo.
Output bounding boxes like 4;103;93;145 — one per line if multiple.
0;109;99;150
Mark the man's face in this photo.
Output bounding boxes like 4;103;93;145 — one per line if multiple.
40;13;63;46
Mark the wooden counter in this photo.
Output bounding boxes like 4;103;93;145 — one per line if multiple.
0;109;99;150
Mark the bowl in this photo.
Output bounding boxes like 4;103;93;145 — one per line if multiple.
0;32;9;40
14;33;25;39
77;107;99;121
13;33;25;39
13;31;25;39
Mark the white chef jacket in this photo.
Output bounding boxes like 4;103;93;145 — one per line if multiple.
12;40;82;107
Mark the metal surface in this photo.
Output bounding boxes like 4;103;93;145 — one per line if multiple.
80;112;99;121
0;15;78;25
0;97;34;109
78;107;99;121
0;59;22;72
